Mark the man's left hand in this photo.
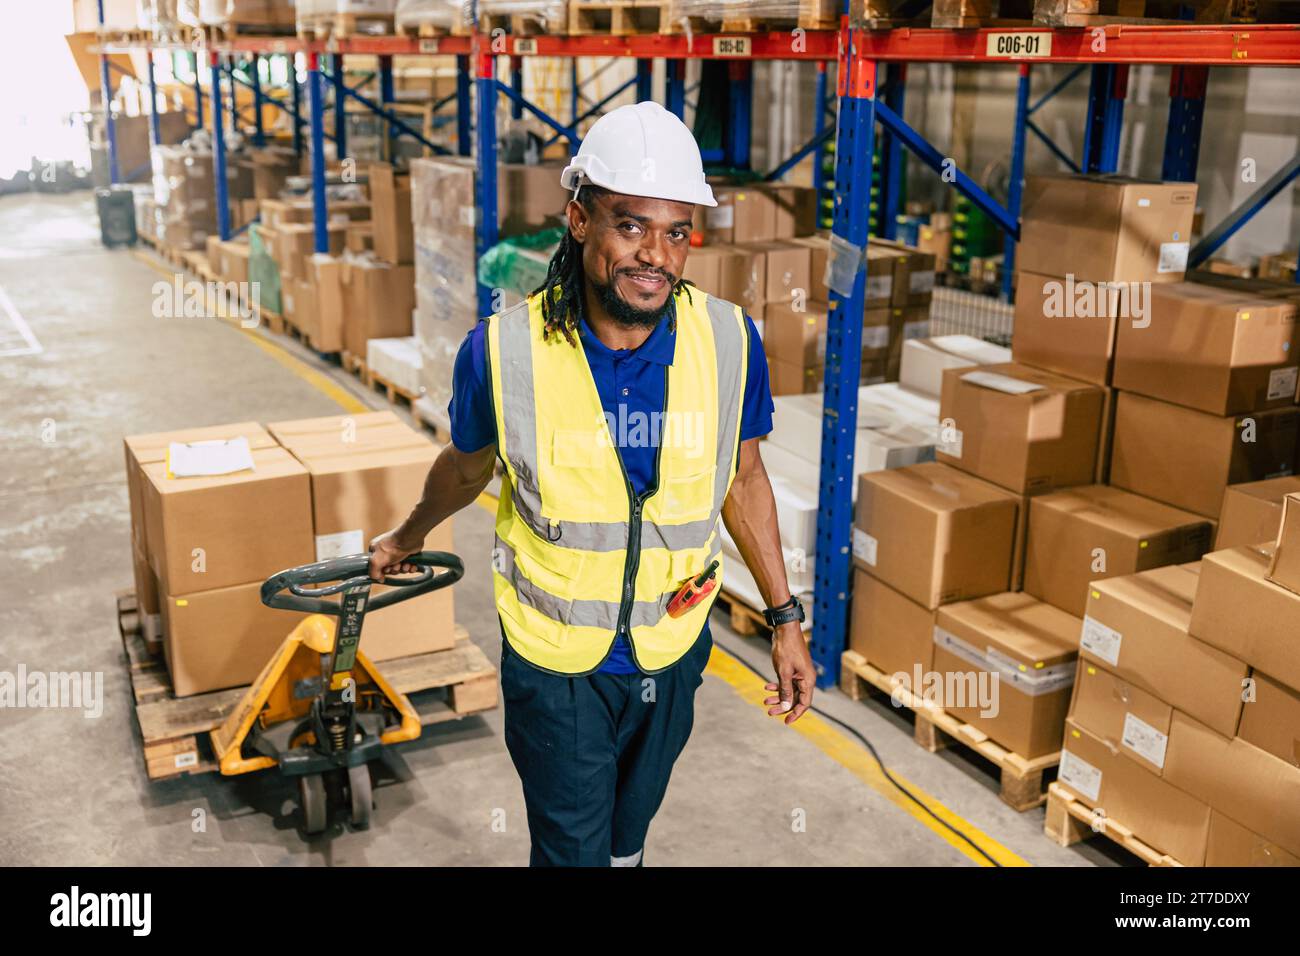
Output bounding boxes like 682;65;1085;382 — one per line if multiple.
765;623;815;724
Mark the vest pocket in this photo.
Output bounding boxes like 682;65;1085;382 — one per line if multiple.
659;467;717;522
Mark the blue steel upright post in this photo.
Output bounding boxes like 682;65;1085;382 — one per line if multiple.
97;0;120;184
250;54;265;146
192;52;205;130
878;63;906;240
380;54;395;157
1083;64;1127;174
210;51;230;241
146;50;162;146
291;54;303;156
1002;63;1031;302
475;40;499;319
227;58;240;140
456;54;472;156
308;52;330;255
665;59;685;119
1162;66;1207;183
725;62;752;169
510;55;524;120
636;58;653;103
332;54;348;163
812;32;876;689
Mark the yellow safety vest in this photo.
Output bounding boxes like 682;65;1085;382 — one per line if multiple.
486;285;750;675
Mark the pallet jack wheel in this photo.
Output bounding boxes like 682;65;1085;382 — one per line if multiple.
348;763;373;830
299;773;328;835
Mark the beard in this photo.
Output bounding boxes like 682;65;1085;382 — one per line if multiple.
588;269;677;330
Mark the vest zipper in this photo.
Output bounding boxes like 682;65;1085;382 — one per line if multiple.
613;365;670;656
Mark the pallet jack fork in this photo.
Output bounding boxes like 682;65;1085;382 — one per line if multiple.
210;551;463;834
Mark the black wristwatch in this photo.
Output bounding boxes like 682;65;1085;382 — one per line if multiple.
763;596;805;628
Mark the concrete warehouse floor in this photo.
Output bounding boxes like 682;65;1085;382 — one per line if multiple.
0;193;1124;867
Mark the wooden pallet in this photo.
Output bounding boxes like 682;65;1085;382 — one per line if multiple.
412;395;454;446
341;349;368;380
116;590;497;783
1033;0;1264;24
932;0;1033;28
715;588;772;638
1044;782;1186;866
331;12;397;37
839;649;1059;811
478;10;565;34
260;306;285;335
396;19;452;37
368;369;420;407
569;1;669;35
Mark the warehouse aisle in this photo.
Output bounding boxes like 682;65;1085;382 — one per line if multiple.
0;194;1110;867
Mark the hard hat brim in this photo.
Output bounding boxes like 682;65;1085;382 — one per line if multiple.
560;161;717;207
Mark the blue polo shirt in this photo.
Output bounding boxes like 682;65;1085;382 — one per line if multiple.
448;295;774;674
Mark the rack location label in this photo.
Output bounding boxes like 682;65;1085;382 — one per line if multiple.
418;39;439;53
985;32;1052;59
713;36;752;57
515;38;538;55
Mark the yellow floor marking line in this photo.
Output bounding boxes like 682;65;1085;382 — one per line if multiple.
704;647;1030;867
133;250;367;414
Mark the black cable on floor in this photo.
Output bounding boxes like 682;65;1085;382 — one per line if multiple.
722;647;1004;868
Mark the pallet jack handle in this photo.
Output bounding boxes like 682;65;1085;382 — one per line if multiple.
260;552;464;616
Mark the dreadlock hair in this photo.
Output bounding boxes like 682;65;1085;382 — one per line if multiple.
532;182;695;346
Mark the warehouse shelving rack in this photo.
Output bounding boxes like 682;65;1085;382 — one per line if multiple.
95;4;1300;689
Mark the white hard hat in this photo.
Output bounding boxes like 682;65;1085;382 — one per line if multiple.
560;101;716;207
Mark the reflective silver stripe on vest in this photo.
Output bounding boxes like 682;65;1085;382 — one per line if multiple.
496;535;723;631
495;291;746;553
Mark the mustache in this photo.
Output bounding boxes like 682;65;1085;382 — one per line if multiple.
618;266;678;284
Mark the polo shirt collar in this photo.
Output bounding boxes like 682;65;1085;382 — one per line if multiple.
577;294;678;367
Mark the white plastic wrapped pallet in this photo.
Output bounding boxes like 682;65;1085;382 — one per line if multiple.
367;337;424;396
899;335;1012;398
395;0;459;28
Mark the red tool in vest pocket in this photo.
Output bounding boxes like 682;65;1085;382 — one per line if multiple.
666;560;719;618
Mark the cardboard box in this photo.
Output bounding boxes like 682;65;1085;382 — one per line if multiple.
768;355;822;396
900;335;1011;398
1113;282;1300;415
1069;659;1173;773
762;184;818;239
765;303;826;367
696;185;776;244
142;446;316;596
220;240;250;286
717;245;766;315
1058;718;1211;865
864;245;902;308
739;240;812;305
310;254;346;353
1012;270;1122;386
1217;477;1300;549
1267;493;1300;595
1189;545;1300;692
1023;486;1212;618
792;234;831;302
343;260;416;356
368;162;414;265
681;246;740;297
932;592;1079;759
249;146;299;200
870;239;936;307
1205;809;1300;866
848;569;936;678
1081;564;1247;738
1238;671;1300;767
853;462;1020;608
1110;392;1298;518
124;423;277;562
132;545;160;619
275;222;347;280
163;580;310;697
937;363;1104;495
1017;175;1197;284
1164;710;1300;856
346;222;374;255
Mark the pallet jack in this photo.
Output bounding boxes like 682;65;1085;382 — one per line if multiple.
209;551;463;834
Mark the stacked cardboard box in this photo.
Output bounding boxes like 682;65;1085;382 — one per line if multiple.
124;414;455;697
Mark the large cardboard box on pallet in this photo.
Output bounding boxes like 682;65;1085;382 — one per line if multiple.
853;462;1020;609
369;162;414;265
1069;658;1175;775
1267;493;1300;594
932;592;1079;759
1110;392;1299;518
1216;476;1300;549
936;363;1104;495
1011;270;1123;386
1022;486;1212;618
343;259;416;357
1113;282;1300;416
901;335;1011;398
1189;544;1300;693
848;569;936;679
1237;671;1300;767
162;580;311;698
1017;175;1197;284
737;240;812;305
141;445;316;596
1080;564;1247;738
1058;718;1212;865
695;185;777;245
1164;710;1300;857
870;239;936;307
1206;810;1300;866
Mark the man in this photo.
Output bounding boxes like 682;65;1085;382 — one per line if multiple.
370;101;816;866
